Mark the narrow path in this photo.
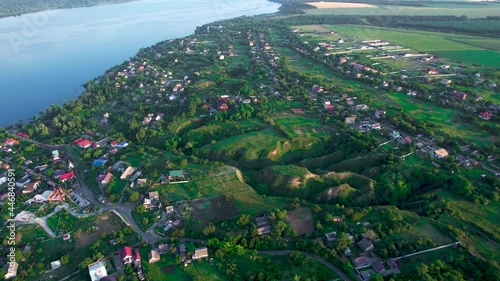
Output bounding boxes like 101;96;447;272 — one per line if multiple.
258;250;352;281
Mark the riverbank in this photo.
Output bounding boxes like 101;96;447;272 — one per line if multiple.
0;0;280;126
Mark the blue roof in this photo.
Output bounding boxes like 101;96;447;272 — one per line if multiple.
92;159;107;167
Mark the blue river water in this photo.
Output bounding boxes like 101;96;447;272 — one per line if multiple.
0;0;279;126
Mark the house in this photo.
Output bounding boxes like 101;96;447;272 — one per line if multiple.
100;173;113;185
23;181;40;194
134;252;141;267
440;79;452;85
344;247;352;256
59;171;75;182
16;132;29;138
192;247;209;260
110;141;118;148
5;262;18;280
120;166;135;180
345;116;356;124
168;170;186;181
291;108;303;114
4;138;19;146
255;215;272;235
149;191;159;201
325;104;334;111
149;250;160;263
450;90;467;101
119;246;133;265
143;199;154;210
15;175;31;188
51;260;61;270
178;244;186;255
47;188;67;202
352;256;369;267
372;261;385;273
433;148;449;159
371;123;381;130
325;231;337;242
137;178;147;187
158;244;172;254
387;259;398;269
479;111;492;120
68;161;75;170
358;238;374;252
117;141;129;148
52;150;60;161
92;159;107;167
398;136;412;144
390;131;400;139
166;206;174;214
218;103;229;111
332;216;342;222
88;260;108;281
77;140;92;149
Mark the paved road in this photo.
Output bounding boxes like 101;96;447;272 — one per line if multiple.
258;250;352;281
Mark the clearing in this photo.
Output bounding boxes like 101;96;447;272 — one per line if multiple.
286;207;315;235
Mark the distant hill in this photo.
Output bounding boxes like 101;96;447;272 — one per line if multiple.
0;0;135;17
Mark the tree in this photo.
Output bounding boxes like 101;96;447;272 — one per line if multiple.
203;223;216;236
237;214;251;227
129;191;140;202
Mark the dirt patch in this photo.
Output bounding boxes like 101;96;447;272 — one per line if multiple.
161;265;175;274
75;213;125;247
286;207;314;235
307;2;376;9
192;196;239;227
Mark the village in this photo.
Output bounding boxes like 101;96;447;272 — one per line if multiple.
0;12;498;281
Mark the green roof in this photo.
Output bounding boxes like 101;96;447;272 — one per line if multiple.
169;170;183;177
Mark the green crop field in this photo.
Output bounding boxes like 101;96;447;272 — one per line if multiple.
433;50;500;68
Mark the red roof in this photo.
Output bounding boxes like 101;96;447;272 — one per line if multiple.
110;141;118;147
119;246;133;260
292;108;302;113
135;252;141;260
59;171;75;181
73;138;83;144
77;140;92;148
5;138;19;145
16;132;29;138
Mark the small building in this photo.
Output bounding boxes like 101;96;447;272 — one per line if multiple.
120;166;135;180
168;170;186;181
450;90;467;101
325;231;337;242
51;260;61;270
358;238;374;252
387;259;398;269
372;261;385;273
149;250;160;263
52;150;60;161
433;148;449;159
192;247;209;260
479;111;492;120
93;159;107;167
158;244;171;254
166;206;174;214
77;139;92;149
22;181;40;194
101;173;113;186
4;138;19;146
352;256;369;267
390;131;400;139
59;171;75;182
88;260;108;281
291;108;303;114
398;136;412;144
345;116;356;124
149;191;159;201
255;215;272;235
119;246;133;265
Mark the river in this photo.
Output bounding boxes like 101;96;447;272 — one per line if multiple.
0;0;280;126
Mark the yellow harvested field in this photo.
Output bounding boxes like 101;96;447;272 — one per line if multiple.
307;2;376;9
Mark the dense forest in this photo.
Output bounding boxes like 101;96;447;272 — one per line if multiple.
0;0;134;17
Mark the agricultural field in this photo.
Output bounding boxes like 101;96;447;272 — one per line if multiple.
306;3;500;18
326;25;500;67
